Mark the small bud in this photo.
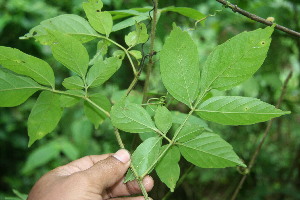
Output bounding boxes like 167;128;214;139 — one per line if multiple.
266;17;275;22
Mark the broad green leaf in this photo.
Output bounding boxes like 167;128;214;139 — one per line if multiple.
84;93;111;128
162;6;206;21
21;14;99;43
200;26;274;92
83;0;113;36
196;96;290;125
60;90;84;108
125;136;162;182
0;46;55;87
0;70;42;107
47;30;89;78
156;146;180;192
154;106;172;134
111;100;158;133
112;14;149;32
89;40;111;66
28;91;63;146
62;76;84;90
86;56;122;88
178;132;246;168
160;25;200;107
125;23;148;47
176;124;205;143
129;50;142;60
22;141;60;174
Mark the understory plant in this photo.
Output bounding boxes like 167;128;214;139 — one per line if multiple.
0;0;291;199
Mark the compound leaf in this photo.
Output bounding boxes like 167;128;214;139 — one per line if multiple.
111;100;158;133
86;56;122;88
0;70;42;107
125;136;162;182
154;106;172;134
83;0;113;36
201;26;274;92
84;93;111;128
125;23;148;47
0;46;55;87
28;91;63;146
47;30;89;78
21;14;99;43
160;25;200;107
62;76;84;90
196;96;290;125
178;132;246;168
156;145;180;192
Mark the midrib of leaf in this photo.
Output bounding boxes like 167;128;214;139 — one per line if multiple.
0;55;54;87
196;110;288;115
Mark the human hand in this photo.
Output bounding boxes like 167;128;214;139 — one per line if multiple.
27;149;154;200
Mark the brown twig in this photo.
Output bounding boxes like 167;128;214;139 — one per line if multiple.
230;70;293;200
216;0;300;38
142;0;159;103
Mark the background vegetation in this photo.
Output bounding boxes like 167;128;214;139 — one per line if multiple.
0;0;299;199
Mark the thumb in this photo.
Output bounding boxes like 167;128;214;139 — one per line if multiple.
82;149;131;191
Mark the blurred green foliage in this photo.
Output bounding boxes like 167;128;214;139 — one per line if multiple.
1;0;299;199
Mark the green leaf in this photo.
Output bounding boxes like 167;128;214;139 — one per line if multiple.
12;189;27;200
176;124;205;143
112;14;149;32
125;23;149;47
125;136;162;182
160;25;200;107
129;50;142;60
84;93;111;128
154;106;172;134
178;132;246;168
156;145;180;192
0;70;41;107
21;14;99;43
111;100;158;133
46;30;89;78
83;0;113;36
162;6;206;21
0;46;55;87
22;141;60;174
200;26;274;92
196;96;290;125
62;76;84;90
60;90;84;108
28;91;63;146
60;140;80;160
86;56;122;88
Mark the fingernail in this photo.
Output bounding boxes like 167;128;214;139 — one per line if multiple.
113;149;130;163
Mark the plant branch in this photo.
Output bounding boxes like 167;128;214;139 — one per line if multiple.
142;0;159;103
216;0;300;38
230;70;293;200
114;129;150;199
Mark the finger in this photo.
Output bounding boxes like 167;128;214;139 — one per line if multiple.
82;149;131;191
104;176;154;198
53;154;112;176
